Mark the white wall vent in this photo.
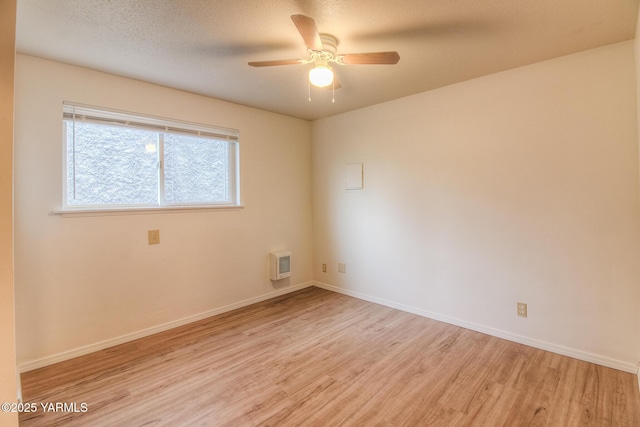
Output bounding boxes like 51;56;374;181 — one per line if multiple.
270;251;291;281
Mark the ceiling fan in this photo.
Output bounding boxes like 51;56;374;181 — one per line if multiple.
249;14;400;90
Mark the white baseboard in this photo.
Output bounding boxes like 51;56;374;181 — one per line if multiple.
313;281;639;374
17;281;315;373
17;280;640;379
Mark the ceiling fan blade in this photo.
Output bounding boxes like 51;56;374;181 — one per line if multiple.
340;52;400;65
291;14;323;51
248;59;303;67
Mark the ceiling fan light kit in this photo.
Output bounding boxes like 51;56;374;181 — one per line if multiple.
249;14;400;97
309;65;334;87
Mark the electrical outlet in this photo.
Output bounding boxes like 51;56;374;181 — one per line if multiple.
338;263;346;273
322;263;327;273
148;230;160;245
517;302;527;318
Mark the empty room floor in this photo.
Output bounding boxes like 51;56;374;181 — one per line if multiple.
19;287;640;426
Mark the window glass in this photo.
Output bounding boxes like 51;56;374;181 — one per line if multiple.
62;103;239;210
66;121;158;206
163;134;229;204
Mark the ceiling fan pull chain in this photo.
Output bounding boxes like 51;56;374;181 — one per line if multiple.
308;80;311;102
332;80;335;103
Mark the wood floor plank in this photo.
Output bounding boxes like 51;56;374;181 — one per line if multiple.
19;287;640;426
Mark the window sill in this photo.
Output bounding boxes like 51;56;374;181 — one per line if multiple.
51;205;244;218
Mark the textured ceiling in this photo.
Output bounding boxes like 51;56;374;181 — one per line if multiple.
16;0;639;121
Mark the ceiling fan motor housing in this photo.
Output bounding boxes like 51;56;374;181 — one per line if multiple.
319;34;338;55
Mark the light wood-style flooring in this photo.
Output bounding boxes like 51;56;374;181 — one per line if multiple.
19;287;640;426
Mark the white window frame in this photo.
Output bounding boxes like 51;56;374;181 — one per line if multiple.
59;102;241;214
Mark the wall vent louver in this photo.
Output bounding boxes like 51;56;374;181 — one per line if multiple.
270;251;291;281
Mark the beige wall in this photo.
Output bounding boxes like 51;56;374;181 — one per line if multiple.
637;0;640;206
312;41;640;371
14;55;313;367
635;2;640;381
0;0;18;425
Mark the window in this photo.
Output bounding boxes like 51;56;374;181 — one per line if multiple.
62;103;239;211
